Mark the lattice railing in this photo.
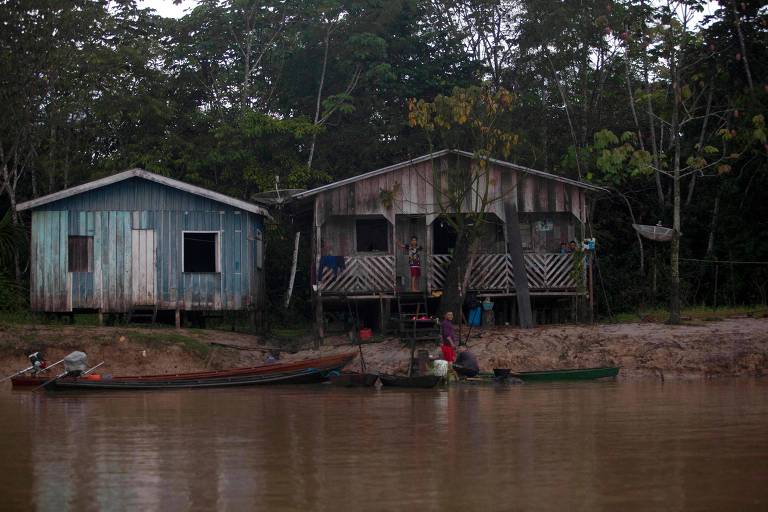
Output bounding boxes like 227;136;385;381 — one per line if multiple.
319;255;395;293
428;253;579;292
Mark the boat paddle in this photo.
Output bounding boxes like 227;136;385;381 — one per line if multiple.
1;356;66;383
32;361;105;391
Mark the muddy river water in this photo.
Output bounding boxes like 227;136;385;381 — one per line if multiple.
1;380;767;511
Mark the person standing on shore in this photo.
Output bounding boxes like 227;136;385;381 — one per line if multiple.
440;311;457;363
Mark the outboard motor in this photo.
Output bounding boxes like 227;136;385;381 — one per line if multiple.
28;352;47;375
62;351;88;377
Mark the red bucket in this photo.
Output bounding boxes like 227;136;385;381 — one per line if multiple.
358;328;372;341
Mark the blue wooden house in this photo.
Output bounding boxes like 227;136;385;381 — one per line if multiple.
17;169;270;325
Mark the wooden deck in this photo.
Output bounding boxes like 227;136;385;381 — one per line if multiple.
318;253;581;296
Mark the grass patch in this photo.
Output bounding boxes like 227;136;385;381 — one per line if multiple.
0;311;101;327
605;305;768;324
122;329;212;359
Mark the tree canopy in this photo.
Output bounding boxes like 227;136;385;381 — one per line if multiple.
1;0;766;317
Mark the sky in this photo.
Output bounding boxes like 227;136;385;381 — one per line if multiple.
139;0;197;18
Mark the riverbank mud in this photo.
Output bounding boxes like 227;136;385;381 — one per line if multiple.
1;318;766;380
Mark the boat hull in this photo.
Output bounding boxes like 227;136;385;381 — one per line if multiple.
379;375;442;388
328;373;380;387
11;353;355;389
501;366;620;382
46;367;333;390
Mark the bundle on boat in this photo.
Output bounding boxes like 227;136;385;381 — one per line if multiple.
10;353;355;390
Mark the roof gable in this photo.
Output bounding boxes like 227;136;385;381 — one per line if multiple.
16;169;270;217
292;149;604;200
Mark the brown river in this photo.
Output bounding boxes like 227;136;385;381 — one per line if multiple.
1;380;767;511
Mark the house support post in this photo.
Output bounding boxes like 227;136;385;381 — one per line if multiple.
175;308;181;329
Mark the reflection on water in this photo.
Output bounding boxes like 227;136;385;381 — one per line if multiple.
1;380;767;511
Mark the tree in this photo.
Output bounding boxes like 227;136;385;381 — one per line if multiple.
408;85;520;317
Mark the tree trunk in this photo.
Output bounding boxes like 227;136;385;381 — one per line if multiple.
668;53;682;325
706;189;721;257
307;25;331;171
732;0;754;92
439;225;471;317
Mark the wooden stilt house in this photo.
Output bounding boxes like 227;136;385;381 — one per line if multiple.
17;169;269;325
290;150;604;333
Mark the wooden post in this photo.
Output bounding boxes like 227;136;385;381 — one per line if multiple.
98;309;104;326
175;308;181;329
284;231;301;309
313;198;325;344
391;216;397;293
425;217;433;293
588;253;594;323
378;295;385;332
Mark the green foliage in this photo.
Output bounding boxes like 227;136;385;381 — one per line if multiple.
0;0;765;321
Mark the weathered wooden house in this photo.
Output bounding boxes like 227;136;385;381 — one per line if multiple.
290;149;604;333
17;169;269;325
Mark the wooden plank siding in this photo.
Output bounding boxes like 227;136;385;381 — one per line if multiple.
29;177;265;313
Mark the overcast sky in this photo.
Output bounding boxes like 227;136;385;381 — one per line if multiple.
139;0;197;18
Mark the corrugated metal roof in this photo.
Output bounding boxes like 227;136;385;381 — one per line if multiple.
292;149;606;200
17;169;270;217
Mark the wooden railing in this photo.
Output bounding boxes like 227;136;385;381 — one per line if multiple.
429;253;580;293
318;255;394;293
317;253;580;295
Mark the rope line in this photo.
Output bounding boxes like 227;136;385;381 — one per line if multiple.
679;258;768;265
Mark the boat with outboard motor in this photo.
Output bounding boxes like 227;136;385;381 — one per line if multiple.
10;352;355;390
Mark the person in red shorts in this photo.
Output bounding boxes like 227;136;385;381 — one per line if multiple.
398;236;422;292
440;311;457;362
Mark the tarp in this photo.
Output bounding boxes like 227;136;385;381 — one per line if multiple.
63;351;88;373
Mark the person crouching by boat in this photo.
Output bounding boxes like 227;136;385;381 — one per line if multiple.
453;345;479;378
440;312;457;363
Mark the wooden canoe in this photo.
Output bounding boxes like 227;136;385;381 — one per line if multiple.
328;373;380;387
11;353;355;388
493;366;620;382
44;367;333;390
379;374;442;388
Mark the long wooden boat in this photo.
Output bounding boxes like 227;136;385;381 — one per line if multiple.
379;374;442;388
45;367;331;390
493;366;620;382
11;353;355;388
328;372;380;387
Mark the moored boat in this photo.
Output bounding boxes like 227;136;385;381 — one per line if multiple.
328;372;380;387
492;366;620;382
11;353;355;389
379;374;442;388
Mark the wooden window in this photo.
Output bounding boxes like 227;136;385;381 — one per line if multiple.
183;232;220;273
356;219;388;252
68;236;93;272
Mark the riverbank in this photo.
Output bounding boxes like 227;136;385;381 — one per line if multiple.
1;317;767;380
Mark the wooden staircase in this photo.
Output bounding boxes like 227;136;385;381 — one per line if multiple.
395;291;440;376
128;304;158;325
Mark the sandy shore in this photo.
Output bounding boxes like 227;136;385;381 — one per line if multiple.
1;318;767;380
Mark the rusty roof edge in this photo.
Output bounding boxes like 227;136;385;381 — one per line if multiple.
16;168;271;218
292;149;606;200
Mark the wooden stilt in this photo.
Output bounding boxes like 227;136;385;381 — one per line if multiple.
175;308;181;329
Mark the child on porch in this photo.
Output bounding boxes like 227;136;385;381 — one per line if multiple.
398;236;423;292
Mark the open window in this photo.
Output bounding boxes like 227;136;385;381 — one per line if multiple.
68;236;93;272
356;218;388;252
432;219;457;254
183;232;220;273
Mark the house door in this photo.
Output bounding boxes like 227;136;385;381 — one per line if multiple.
131;229;156;305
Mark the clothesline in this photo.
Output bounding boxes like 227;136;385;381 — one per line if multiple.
679;258;768;265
